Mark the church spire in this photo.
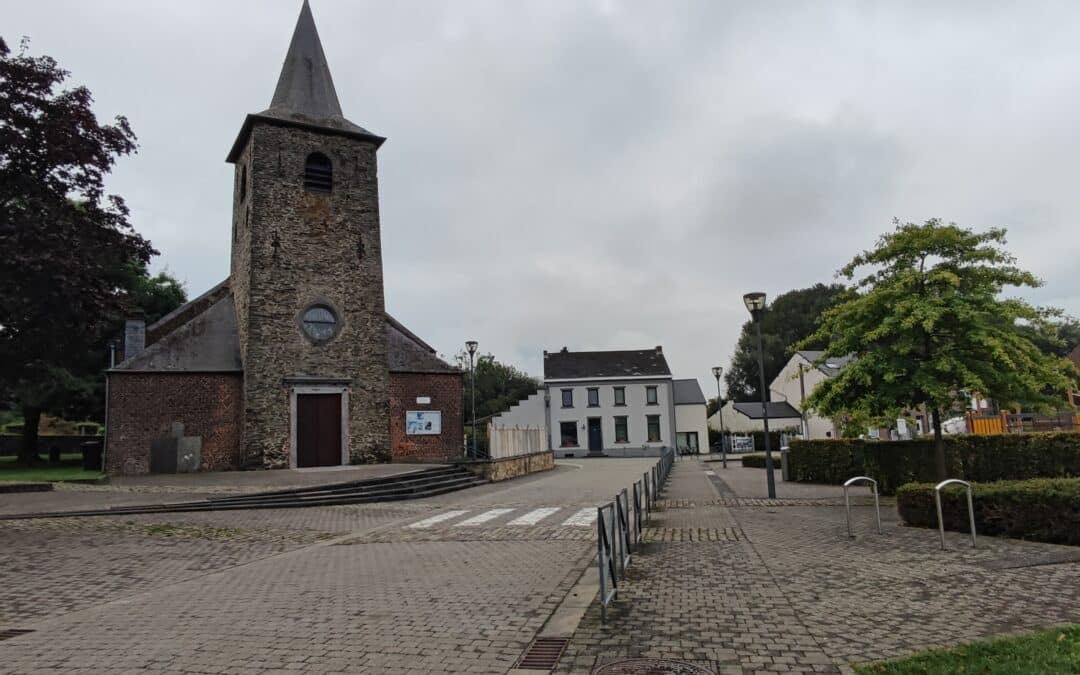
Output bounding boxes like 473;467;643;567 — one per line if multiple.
227;1;384;163
267;0;343;120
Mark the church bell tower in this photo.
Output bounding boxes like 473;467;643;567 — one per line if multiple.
226;0;390;468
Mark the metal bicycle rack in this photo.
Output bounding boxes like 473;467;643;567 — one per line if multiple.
597;503;618;622
935;479;977;550
842;476;882;538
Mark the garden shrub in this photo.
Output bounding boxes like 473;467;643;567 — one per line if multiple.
896;477;1080;546
787;432;1080;495
740;453;766;468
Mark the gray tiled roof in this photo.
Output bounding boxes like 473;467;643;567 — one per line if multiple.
797;350;855;377
732;401;802;420
113;279;457;375
544;348;671;379
673;378;706;405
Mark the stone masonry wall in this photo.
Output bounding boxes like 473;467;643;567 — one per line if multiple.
105;372;243;474
390;372;464;462
231;122;389;468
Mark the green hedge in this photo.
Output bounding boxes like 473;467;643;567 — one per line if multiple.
787;432;1080;495
741;453;766;468
896;477;1080;546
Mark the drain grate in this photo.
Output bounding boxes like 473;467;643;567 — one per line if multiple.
516;636;569;670
0;629;34;641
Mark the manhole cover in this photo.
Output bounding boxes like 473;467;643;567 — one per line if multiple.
592;658;715;675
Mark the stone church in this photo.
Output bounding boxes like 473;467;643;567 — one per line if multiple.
105;2;463;474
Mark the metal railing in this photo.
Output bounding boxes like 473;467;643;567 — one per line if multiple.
842;476;882;538
596;503;618;622
596;448;675;622
935;479;977;550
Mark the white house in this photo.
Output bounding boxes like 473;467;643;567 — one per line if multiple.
767;350;854;439
492;346;705;458
709;400;803;434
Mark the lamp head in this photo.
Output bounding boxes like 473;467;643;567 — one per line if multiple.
711;366;722;380
743;292;767;317
465;340;478;355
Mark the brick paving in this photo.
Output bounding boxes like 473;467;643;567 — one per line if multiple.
557;459;1080;674
0;459;649;674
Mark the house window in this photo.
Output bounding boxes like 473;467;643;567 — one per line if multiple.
560;421;578;447
613;387;625;406
646;415;661;442
587;388;599;407
646;386;658;405
614;416;629;443
304;152;333;193
561;389;574;408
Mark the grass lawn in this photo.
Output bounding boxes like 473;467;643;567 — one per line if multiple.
855;625;1080;674
0;453;104;482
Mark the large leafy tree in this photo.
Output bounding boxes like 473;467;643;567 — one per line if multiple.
725;283;848;401
799;219;1077;480
0;37;156;463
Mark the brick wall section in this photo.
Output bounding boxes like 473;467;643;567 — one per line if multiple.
390;372;464;462
231;122;389;468
106;373;243;474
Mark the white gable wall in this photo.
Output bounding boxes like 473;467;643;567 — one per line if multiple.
769;353;840;439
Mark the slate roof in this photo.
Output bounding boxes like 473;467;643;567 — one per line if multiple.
544;348;671;380
112;279;457;375
673;378;706;405
732;401;802;420
796;350;856;377
227;0;384;162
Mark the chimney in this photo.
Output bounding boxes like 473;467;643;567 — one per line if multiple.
543;350;549;358
124;319;146;360
655;345;663;355
560;346;569;353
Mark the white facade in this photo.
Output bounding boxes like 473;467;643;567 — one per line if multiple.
675;403;709;454
768;352;842;439
545;378;675;457
489;389;546;428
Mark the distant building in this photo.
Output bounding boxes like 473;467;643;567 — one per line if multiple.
491;346;705;457
709;400;803;435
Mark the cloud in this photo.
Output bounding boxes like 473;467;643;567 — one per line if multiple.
7;0;1079;394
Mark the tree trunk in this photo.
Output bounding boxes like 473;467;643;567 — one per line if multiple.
19;406;42;466
931;407;946;482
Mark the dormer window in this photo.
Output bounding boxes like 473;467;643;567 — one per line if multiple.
304;152;332;193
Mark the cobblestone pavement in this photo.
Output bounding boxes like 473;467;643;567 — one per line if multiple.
0;459;652;674
557;459;1080;674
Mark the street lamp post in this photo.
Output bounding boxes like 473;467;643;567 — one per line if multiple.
466;340;478;459
711;366;727;469
743;292;776;498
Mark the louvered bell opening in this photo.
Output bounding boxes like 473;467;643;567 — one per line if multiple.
304;153;333;193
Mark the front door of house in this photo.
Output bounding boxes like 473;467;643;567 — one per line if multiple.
587;417;603;454
296;393;342;467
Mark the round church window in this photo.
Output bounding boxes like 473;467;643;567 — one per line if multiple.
301;305;338;342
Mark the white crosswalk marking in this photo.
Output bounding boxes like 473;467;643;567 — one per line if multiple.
454;508;515;527
408;510;468;529
508;507;560;526
562;507;597;527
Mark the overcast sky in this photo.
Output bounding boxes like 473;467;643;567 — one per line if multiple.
8;1;1080;392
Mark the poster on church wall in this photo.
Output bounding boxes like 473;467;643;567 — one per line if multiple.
406;411;442;435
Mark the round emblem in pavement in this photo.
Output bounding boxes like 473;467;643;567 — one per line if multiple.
592;658;716;675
